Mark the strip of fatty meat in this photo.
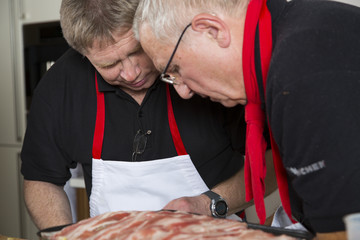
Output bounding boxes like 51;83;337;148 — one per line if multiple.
50;210;296;240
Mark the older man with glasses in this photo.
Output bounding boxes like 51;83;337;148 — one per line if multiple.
134;0;360;239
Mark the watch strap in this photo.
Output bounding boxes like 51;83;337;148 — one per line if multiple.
203;190;222;200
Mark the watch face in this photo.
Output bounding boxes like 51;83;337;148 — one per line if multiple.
215;200;228;216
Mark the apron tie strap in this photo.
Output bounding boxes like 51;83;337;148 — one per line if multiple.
166;84;187;155
244;102;267;222
242;0;295;224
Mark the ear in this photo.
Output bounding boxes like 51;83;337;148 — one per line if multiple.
191;13;231;48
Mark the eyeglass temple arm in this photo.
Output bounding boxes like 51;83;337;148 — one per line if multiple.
162;23;192;74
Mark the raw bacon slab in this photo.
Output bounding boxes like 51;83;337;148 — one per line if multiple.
49;210;295;240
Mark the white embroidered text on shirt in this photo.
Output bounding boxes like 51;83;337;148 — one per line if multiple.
287;160;326;177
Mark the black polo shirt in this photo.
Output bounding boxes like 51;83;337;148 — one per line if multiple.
21;48;245;198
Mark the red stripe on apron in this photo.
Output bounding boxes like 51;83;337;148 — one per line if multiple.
166;84;187;155
92;72;105;159
243;0;295;224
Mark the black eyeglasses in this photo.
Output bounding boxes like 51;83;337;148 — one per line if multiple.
132;129;151;161
160;23;192;85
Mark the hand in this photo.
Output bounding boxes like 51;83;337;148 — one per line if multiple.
162;194;210;216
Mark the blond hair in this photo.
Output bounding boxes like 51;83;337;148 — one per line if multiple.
60;0;139;55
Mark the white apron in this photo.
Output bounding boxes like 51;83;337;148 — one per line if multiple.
89;73;209;217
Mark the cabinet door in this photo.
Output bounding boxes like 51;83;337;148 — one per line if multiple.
0;146;38;239
0;0;23;145
20;0;62;24
0;147;22;237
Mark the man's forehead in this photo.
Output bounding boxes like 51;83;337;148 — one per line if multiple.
112;28;138;48
88;31;139;58
139;26;173;72
146;46;171;73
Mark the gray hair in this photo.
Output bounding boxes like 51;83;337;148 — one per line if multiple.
60;0;139;55
133;0;249;43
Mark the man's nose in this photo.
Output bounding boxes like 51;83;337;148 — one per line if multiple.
120;58;141;82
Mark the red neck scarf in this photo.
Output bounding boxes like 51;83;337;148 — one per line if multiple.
242;0;295;224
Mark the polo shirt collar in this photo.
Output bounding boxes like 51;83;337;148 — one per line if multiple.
95;70;118;92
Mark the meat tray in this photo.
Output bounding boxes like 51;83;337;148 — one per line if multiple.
38;222;314;240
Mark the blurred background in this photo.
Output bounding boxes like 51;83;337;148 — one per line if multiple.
0;1;69;239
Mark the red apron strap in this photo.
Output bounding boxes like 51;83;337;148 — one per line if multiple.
259;1;296;224
92;72;105;159
267;126;295;223
243;0;295;224
166;84;187;155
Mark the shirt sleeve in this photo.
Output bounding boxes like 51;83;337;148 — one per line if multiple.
21;70;74;186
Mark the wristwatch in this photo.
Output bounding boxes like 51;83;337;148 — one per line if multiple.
202;190;228;218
